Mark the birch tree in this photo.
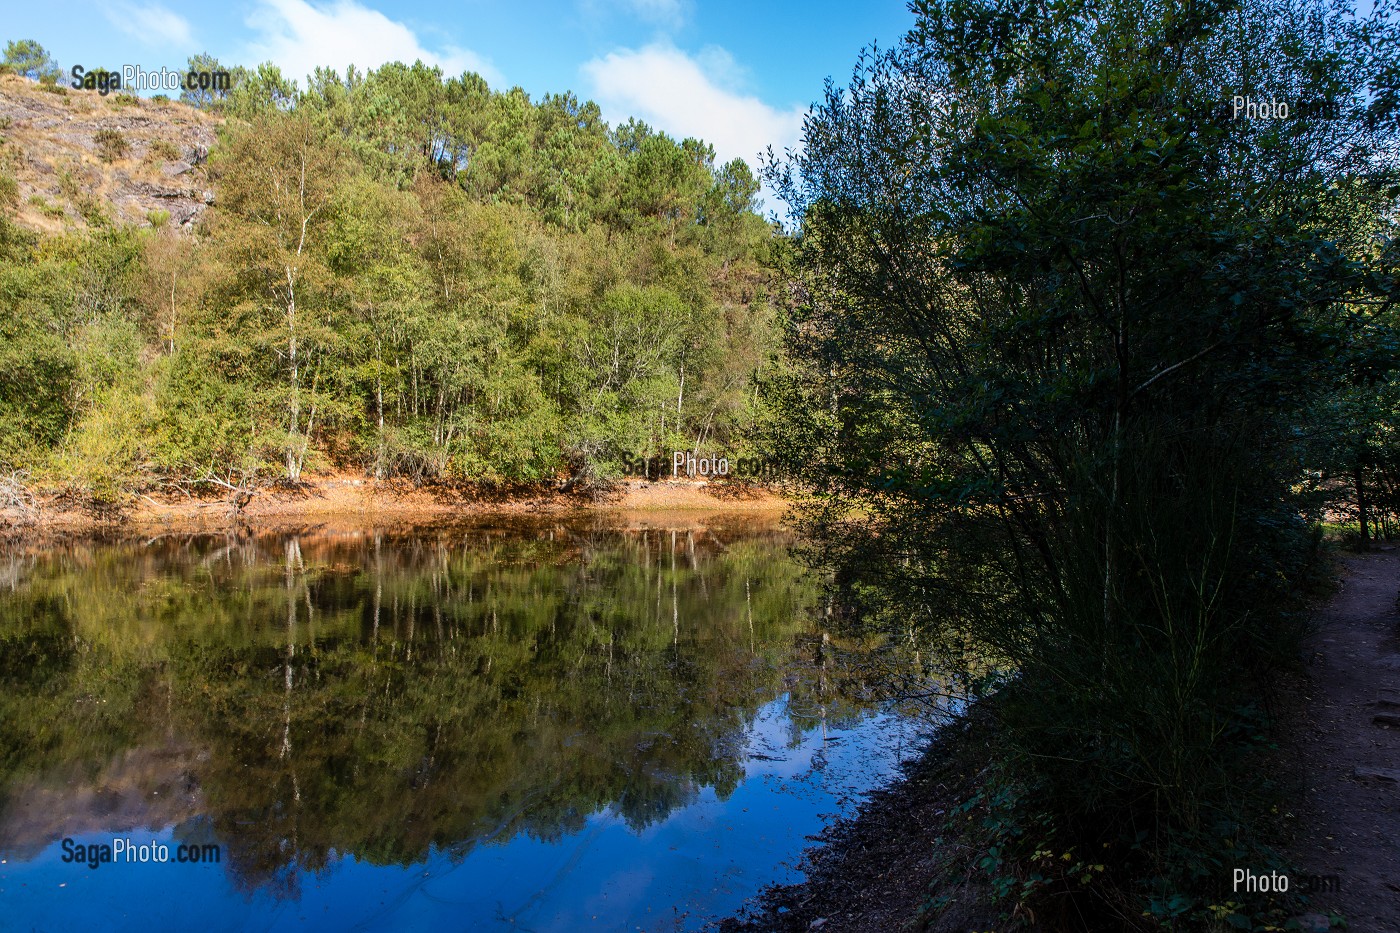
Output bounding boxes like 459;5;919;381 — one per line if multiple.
210;113;351;482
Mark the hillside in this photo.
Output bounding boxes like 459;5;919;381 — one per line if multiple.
0;73;218;232
0;62;783;520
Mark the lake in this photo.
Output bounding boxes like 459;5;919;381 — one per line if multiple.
0;517;926;931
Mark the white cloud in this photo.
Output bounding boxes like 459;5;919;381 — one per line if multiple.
104;3;194;48
242;0;500;86
581;43;805;172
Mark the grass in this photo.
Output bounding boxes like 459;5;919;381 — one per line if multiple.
27;193;65;219
1320;520;1397;548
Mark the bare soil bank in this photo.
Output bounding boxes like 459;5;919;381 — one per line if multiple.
0;474;788;539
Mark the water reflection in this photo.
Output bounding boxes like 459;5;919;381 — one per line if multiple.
0;517;920;930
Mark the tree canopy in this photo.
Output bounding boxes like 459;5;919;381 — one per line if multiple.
0;40;60;82
0;55;784;498
766;0;1399;923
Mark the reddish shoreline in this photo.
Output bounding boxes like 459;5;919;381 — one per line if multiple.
0;474;790;540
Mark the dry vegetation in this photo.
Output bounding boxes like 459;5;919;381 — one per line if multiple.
0;73;218;232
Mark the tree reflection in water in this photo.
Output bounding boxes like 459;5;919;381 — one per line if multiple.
0;516;908;898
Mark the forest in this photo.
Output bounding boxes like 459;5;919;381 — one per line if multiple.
0;45;781;505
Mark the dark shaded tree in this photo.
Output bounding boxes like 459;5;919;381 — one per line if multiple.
767;0;1399;923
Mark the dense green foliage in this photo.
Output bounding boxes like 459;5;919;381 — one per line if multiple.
767;0;1398;926
0;58;782;498
0;40;61;83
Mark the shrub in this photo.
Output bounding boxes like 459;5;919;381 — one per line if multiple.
769;0;1389;925
27;194;64;219
147;139;181;162
94;128;129;163
52;386;151;512
75;196;108;227
54;166;108;226
146;208;170;228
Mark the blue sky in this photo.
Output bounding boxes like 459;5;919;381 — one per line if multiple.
5;0;915;173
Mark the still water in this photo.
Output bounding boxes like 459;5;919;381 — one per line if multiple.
0;517;924;931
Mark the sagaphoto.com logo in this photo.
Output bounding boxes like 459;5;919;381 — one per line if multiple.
60;836;221;869
70;64;231;96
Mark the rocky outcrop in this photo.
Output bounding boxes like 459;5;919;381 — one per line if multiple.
0;73;220;233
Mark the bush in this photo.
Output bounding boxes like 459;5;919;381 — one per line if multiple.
0;173;17;211
146;208;170;228
76;195;108;226
149;350;257;476
52;386;151;511
27;194;64;219
55;165;108;226
147;139;181;162
94;128;129;163
0;325;76;467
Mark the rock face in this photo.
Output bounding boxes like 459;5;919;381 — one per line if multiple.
0;73;220;233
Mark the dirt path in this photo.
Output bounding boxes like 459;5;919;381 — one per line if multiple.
1288;551;1400;932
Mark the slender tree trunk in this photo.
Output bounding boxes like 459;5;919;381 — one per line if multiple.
676;362;685;426
286;275;299;482
376;336;386;479
284;151;316;485
168;270;177;355
294;364;319;482
1357;464;1372;549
